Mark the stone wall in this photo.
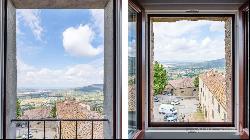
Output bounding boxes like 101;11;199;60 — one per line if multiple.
174;87;198;97
103;0;114;138
6;0;16;139
224;17;233;122
150;20;155;120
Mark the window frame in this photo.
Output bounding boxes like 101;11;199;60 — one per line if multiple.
147;14;236;128
242;4;249;130
128;0;145;139
239;1;249;138
0;0;120;139
128;5;139;137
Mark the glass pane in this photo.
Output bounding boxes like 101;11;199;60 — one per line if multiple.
16;9;106;139
151;17;233;123
128;8;137;135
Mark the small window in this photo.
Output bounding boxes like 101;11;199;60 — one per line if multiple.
212;97;214;105
224;113;227;122
212;110;215;119
181;91;184;93
218;104;221;113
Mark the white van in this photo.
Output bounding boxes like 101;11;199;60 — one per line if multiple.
159;104;177;115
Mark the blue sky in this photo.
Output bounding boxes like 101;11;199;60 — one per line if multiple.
153;20;226;63
17;9;104;88
128;21;136;57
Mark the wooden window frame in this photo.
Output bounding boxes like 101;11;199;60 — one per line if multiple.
239;1;249;139
128;0;145;139
0;0;120;139
147;14;236;127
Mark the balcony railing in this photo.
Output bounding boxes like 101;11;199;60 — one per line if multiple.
11;118;109;139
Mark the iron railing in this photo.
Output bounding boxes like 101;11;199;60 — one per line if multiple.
11;118;109;139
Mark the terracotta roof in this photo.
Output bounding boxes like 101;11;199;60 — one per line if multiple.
168;78;194;89
56;100;103;139
199;70;227;108
21;108;50;119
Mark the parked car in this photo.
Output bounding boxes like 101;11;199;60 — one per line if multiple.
164;113;178;122
167;92;173;96
154;96;159;102
28;134;33;138
159;104;177;114
22;133;33;139
170;99;180;105
169;108;178;115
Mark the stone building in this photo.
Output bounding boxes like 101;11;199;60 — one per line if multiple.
199;70;228;122
164;78;198;96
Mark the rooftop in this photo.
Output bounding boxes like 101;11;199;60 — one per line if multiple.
56;100;103;139
168;78;194;89
21;108;51;119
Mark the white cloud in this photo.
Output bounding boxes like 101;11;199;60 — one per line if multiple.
209;21;225;32
128;39;136;57
153;20;208;37
62;24;103;57
89;9;104;36
201;37;211;47
153;20;225;62
16;9;43;40
17;58;103;88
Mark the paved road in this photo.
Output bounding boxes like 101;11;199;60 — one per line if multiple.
152;95;199;122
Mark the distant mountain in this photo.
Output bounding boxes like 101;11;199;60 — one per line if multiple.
161;58;225;69
74;84;103;92
186;58;225;69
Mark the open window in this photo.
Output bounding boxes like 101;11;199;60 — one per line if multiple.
148;15;235;127
128;0;143;138
0;0;118;139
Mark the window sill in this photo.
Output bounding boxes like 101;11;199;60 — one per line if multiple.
132;130;144;139
144;130;240;139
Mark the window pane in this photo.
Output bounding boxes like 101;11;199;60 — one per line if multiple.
16;9;107;139
128;8;137;135
150;17;233;123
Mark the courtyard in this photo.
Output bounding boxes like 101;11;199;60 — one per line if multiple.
153;94;205;122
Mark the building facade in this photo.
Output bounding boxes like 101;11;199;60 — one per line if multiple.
165;78;198;96
199;70;227;122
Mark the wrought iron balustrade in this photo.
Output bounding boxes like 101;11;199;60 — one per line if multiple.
11;118;109;139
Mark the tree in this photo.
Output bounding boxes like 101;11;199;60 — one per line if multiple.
16;99;22;118
50;103;57;118
193;76;199;87
154;61;168;95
